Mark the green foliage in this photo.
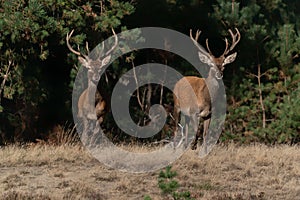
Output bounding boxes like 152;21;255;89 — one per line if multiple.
157;166;194;200
224;56;300;144
258;82;300;143
0;0;134;142
210;0;300;144
0;0;299;145
158;166;179;194
143;195;152;200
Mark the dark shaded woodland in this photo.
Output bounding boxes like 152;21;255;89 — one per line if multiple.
0;0;299;144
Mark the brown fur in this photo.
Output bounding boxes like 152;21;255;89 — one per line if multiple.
77;89;106;123
173;76;212;150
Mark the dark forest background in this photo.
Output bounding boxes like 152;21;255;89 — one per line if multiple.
0;0;299;145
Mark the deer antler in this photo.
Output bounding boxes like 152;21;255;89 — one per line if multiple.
66;30;89;60
222;28;241;56
104;28;118;56
190;29;211;58
98;28;118;58
228;28;241;51
205;39;214;55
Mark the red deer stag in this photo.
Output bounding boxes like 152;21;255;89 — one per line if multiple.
66;29;118;140
173;28;240;153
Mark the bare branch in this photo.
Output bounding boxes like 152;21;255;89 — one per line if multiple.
131;59;143;109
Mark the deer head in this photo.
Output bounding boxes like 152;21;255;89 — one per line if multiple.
66;29;118;83
190;28;241;79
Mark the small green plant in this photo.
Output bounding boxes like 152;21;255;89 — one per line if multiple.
172;191;193;200
158;166;179;194
157;166;194;200
143;195;152;200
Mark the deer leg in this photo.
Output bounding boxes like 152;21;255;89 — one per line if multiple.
191;130;200;150
82;118;89;145
191;114;203;150
187;114;198;148
202;117;211;154
90;120;101;148
180;119;189;147
191;118;203;150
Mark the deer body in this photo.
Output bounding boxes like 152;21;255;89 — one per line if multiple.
173;28;240;153
67;29;118;142
174;77;210;117
173;74;219;150
78;88;106;123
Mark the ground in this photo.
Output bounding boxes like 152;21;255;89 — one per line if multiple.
0;144;299;199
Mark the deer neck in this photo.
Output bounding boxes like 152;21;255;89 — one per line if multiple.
205;68;221;102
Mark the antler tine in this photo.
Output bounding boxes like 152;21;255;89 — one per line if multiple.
190;29;211;57
195;29;201;41
66;30;81;56
98;42;105;58
228;28;241;52
222;28;241;56
190;29;200;42
104;28;118;56
221;38;229;56
205;39;213;55
85;41;90;54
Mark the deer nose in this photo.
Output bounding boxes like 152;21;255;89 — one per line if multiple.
92;73;100;81
216;71;223;79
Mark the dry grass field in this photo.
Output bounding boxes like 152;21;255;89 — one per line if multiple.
0;143;299;200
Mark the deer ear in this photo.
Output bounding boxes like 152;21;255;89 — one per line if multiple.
223;52;237;65
101;55;112;66
78;57;90;69
198;52;214;67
